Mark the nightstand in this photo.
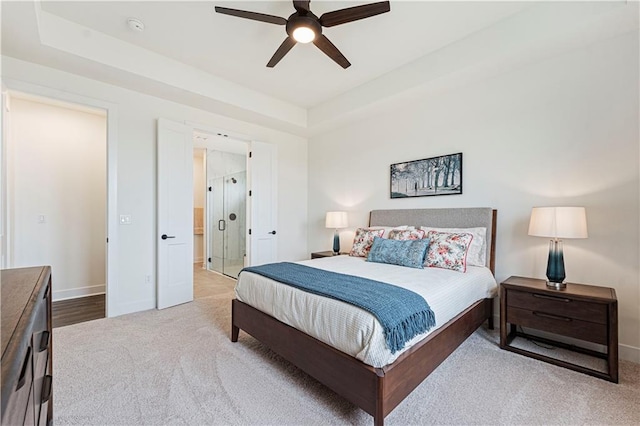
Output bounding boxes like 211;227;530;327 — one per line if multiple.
500;276;618;383
311;251;345;259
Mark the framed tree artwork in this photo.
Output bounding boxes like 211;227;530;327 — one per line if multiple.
390;152;463;198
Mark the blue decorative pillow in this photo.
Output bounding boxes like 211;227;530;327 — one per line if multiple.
366;237;429;269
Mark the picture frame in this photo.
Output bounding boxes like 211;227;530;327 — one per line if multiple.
390;152;463;198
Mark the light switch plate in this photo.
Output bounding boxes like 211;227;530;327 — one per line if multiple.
119;215;132;225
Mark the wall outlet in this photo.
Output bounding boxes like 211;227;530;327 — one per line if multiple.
119;215;132;225
145;275;151;284
38;215;46;223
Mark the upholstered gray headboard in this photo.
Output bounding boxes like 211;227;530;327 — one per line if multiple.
369;208;497;273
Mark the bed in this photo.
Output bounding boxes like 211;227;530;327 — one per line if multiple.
231;207;497;425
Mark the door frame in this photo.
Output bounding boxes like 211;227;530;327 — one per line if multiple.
188;122;250;271
2;79;119;317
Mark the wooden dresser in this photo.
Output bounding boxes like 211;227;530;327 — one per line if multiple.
1;267;53;425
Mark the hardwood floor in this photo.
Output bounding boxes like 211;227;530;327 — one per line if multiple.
52;294;105;328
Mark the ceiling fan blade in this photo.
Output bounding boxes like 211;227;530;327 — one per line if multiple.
313;35;351;69
214;6;287;25
267;37;297;68
293;1;311;14
319;1;390;27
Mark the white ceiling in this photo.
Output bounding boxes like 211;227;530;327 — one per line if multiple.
36;1;528;108
1;1;637;135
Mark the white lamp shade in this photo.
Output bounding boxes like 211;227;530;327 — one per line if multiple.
325;211;348;229
528;207;588;239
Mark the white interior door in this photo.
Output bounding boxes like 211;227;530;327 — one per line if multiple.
157;118;193;309
0;90;8;269
248;141;277;266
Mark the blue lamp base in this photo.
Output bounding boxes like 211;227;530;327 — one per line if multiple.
332;230;340;255
546;239;566;289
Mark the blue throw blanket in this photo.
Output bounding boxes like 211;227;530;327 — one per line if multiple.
240;262;435;354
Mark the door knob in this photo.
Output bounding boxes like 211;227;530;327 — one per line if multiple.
161;234;175;240
269;230;277;235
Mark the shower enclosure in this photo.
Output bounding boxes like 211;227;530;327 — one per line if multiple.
208;171;246;278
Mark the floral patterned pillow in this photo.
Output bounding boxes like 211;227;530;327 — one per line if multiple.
387;228;426;241
425;231;474;272
369;226;413;238
349;228;385;257
420;226;486;267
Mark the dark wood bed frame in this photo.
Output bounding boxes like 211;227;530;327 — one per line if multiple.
231;208;497;425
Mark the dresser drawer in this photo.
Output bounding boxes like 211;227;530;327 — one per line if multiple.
34;280;52;426
506;306;608;344
3;345;34;426
507;289;607;324
2;267;53;425
35;361;52;426
32;285;50;379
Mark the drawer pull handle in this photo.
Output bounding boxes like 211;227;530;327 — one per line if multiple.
41;375;53;403
16;346;32;390
39;331;50;352
532;293;570;303
533;311;572;322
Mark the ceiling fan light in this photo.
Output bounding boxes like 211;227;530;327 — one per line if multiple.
292;26;315;43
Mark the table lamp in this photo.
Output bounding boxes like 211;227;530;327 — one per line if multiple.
528;207;588;289
325;211;348;255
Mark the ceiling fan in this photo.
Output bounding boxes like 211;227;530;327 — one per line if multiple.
214;1;391;69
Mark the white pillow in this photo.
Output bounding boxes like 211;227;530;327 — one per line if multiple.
420;226;487;267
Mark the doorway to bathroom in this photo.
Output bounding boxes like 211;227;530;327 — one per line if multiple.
193;132;248;279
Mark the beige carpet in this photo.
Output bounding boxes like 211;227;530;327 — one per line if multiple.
54;271;640;425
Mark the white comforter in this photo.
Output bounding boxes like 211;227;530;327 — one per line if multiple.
235;256;497;368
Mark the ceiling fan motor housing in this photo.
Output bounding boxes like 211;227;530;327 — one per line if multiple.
286;13;322;40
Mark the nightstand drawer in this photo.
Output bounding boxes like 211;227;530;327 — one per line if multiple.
507;289;607;324
506;306;607;344
501;276;618;382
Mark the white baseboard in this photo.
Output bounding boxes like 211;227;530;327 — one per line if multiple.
110;298;155;317
619;344;640;363
53;284;105;302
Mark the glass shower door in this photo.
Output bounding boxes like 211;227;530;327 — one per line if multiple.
222;171;246;278
209;177;224;275
208;172;246;278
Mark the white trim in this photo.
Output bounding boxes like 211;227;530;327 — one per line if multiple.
113;298;155;317
619;344;640;364
1;90;11;269
2;78;119;318
4;91;15;269
53;285;105;302
8;91;106;116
